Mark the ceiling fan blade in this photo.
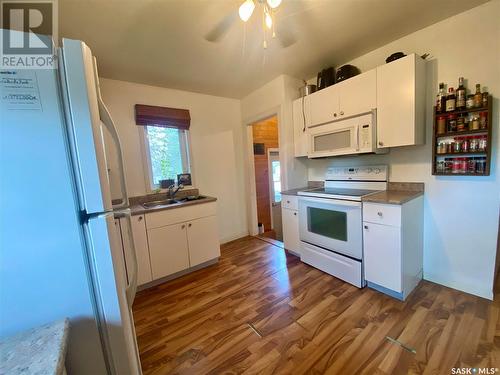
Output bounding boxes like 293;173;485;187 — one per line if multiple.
205;13;238;42
276;29;297;48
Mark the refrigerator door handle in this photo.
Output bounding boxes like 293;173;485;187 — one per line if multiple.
115;210;138;305
97;97;129;210
92;58;129;210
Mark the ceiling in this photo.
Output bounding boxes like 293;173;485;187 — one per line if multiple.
59;0;488;98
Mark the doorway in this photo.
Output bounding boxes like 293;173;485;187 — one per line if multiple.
251;115;283;242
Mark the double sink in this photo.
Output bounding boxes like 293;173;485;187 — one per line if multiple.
142;195;207;209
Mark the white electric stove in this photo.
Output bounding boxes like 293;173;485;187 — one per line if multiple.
297;165;388;287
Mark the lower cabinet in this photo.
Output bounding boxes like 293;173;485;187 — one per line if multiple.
147;215;220;280
187;216;220;267
148;222;190;280
119;214;153;286
363;197;423;300
282;201;301;255
363;222;401;292
119;202;221;287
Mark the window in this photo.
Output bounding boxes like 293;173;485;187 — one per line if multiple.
271;159;281;203
143;126;191;188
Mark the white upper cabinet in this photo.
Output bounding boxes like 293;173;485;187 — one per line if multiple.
376;54;426;148
307;69;376;128
292;98;309;157
308;84;340;127
337;70;376;119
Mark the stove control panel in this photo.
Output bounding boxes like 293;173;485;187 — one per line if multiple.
325;165;388;181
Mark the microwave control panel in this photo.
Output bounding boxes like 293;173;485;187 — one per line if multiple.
359;124;371;148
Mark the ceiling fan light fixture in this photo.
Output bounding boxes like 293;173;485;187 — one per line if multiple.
265;11;273;29
239;0;255;22
266;0;282;9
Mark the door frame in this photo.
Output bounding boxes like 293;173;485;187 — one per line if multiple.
267;148;280;230
243;107;281;236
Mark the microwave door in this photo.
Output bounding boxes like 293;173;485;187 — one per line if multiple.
309;125;357;158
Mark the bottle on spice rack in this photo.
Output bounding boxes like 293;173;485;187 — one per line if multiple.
448;113;457;132
474;84;482;108
466;94;475;109
436;82;446;113
456;77;466;110
482;92;489;107
446;87;456;112
480;112;488;129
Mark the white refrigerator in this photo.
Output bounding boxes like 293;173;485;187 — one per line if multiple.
0;33;141;374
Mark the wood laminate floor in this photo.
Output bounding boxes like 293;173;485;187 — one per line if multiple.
133;236;500;374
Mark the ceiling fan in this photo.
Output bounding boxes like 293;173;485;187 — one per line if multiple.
205;0;296;49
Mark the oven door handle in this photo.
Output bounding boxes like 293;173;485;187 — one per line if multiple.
298;196;361;208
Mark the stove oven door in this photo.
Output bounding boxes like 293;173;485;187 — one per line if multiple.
298;196;362;259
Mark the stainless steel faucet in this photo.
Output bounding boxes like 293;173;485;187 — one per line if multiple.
167;184;184;199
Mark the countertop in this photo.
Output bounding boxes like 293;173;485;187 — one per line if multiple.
281;187;311;196
362;182;425;205
362;190;424;205
281;182;324;196
130;196;217;216
0;319;69;375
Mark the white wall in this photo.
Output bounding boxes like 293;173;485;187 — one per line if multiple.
240;74;309;234
307;1;500;299
100;79;248;243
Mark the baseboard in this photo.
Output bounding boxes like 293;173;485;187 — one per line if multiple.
220;231;249;245
137;258;219;291
424;272;493;300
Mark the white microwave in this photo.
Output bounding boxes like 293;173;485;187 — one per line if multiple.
308;111;383;158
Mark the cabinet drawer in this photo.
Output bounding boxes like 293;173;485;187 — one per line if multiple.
363;202;401;227
282;195;298;210
146;202;217;229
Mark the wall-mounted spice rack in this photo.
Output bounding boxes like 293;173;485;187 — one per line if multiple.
432;96;492;176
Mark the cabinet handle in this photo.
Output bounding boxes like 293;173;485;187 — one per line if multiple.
293;212;297;216
378;141;384;146
377;212;383;217
340;111;344;115
287;200;290;204
333;113;337;117
181;224;186;229
188;223;192;227
364;225;368;229
138;216;143;221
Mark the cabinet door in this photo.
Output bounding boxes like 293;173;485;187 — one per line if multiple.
147;223;190;280
129;215;153;285
363;222;401;292
186;215;220;267
293;98;308;157
308;85;340;127
282;208;300;255
376;54;425;148
338;70;376;118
